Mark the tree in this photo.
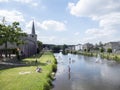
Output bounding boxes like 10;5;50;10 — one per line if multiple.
84;49;87;52
62;44;68;54
100;48;104;53
99;41;103;47
107;48;112;54
0;18;27;58
52;46;61;53
37;40;43;53
94;43;99;51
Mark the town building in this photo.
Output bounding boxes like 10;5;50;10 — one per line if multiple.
75;44;82;51
65;45;75;52
82;43;94;51
104;41;120;53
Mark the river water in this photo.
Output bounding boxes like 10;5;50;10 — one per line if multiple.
52;53;120;90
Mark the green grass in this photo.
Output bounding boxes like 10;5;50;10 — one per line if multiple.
0;52;57;90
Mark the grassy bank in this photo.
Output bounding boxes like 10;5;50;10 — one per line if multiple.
78;51;120;62
0;52;57;90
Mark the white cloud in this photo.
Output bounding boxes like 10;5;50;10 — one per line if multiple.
25;20;33;34
0;9;25;23
0;0;39;7
14;0;38;7
74;32;80;36
40;20;66;31
85;29;117;38
68;0;120;17
0;0;8;2
99;13;120;30
68;0;120;43
38;35;78;45
39;36;56;43
25;20;66;33
83;28;118;44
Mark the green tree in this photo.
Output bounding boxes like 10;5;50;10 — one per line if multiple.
37;40;43;53
0;18;27;58
62;44;68;54
84;49;87;52
107;48;112;54
52;46;61;53
100;47;104;53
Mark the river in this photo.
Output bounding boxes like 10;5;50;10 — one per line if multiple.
52;53;120;90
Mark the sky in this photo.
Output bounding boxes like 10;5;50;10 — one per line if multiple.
0;0;120;45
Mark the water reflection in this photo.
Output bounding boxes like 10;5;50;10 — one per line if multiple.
53;53;120;90
68;65;71;80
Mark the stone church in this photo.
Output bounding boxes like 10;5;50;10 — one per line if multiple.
0;21;38;58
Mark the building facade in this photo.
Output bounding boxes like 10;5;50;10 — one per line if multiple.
104;42;120;53
82;43;94;51
75;44;82;51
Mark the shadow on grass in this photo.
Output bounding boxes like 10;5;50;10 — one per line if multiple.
0;52;48;70
0;60;47;70
22;60;47;66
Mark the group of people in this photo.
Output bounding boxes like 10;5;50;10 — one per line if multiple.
36;66;42;72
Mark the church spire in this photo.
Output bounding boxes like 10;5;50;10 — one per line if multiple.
32;20;35;35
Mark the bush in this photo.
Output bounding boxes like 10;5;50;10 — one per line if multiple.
43;82;51;90
107;48;112;53
100;48;104;53
52;64;57;72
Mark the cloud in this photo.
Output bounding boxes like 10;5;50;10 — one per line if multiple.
99;13;120;30
38;36;56;43
40;20;66;31
25;20;78;44
74;32;80;36
82;28;118;44
14;0;38;7
68;0;120;17
37;35;77;45
68;0;120;43
25;20;66;33
0;0;39;7
0;9;25;23
85;29;116;37
0;0;8;2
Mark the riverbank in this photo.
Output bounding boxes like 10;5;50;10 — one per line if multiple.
76;51;120;62
0;52;57;90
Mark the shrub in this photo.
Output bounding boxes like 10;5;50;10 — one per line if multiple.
107;48;112;53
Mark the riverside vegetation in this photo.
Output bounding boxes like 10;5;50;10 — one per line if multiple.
0;52;57;90
75;51;120;62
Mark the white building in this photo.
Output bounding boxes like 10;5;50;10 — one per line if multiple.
75;44;82;51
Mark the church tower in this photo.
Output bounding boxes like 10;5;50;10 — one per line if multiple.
30;21;38;54
31;20;37;41
32;20;35;35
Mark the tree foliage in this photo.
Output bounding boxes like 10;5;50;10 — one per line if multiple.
107;48;112;53
52;46;61;53
0;18;27;57
100;48;104;53
62;44;68;54
37;40;43;53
